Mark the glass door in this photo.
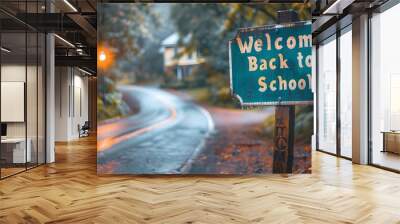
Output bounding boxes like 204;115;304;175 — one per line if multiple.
317;35;337;154
339;26;352;158
0;1;46;179
1;30;28;178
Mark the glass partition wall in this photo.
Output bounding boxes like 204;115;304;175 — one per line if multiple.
370;3;400;171
0;2;46;179
316;26;353;159
339;27;352;159
317;35;337;155
316;0;400;171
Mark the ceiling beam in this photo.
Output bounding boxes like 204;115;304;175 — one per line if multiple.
100;0;307;2
13;13;82;32
55;55;96;69
67;13;97;39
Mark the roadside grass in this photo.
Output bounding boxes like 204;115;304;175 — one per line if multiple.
184;87;240;108
258;105;313;143
186;87;211;102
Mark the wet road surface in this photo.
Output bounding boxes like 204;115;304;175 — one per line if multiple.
97;86;214;174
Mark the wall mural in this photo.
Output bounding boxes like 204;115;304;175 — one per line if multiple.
97;3;313;175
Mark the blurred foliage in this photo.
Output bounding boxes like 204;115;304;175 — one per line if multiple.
170;3;311;75
100;3;167;83
295;105;313;144
261;114;276;139
260;105;313;142
97;75;130;122
170;3;312;107
98;3;162;121
99;4;158;59
98;3;313;118
186;87;239;108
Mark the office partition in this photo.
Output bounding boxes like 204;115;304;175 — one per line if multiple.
0;1;47;179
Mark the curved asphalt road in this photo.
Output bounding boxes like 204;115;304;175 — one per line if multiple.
97;85;214;174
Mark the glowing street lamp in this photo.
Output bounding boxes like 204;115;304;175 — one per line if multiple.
98;45;113;70
99;51;107;62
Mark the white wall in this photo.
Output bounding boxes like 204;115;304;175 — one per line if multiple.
71;73;89;138
1;65;38;138
55;67;69;141
1;65;26;138
54;67;89;141
1;64;46;164
1;65;26;141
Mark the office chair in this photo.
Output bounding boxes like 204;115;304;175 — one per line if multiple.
78;121;90;138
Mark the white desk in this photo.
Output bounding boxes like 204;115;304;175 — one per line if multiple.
1;138;31;163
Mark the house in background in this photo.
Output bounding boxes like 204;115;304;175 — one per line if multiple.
161;33;204;81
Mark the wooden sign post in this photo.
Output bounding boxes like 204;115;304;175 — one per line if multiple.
229;10;312;173
273;10;299;173
273;105;295;173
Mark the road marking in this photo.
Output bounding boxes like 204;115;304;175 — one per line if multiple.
98;92;177;152
197;106;215;133
177;105;215;173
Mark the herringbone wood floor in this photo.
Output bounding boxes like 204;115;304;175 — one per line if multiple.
1;136;400;224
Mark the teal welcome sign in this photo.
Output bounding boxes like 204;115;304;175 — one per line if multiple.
229;21;313;106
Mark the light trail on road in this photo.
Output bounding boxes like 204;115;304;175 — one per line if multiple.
97;92;177;152
97;86;213;174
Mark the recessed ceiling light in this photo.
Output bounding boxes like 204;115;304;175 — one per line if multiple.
54;34;75;48
322;0;354;15
78;67;93;76
1;47;11;53
63;0;78;12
